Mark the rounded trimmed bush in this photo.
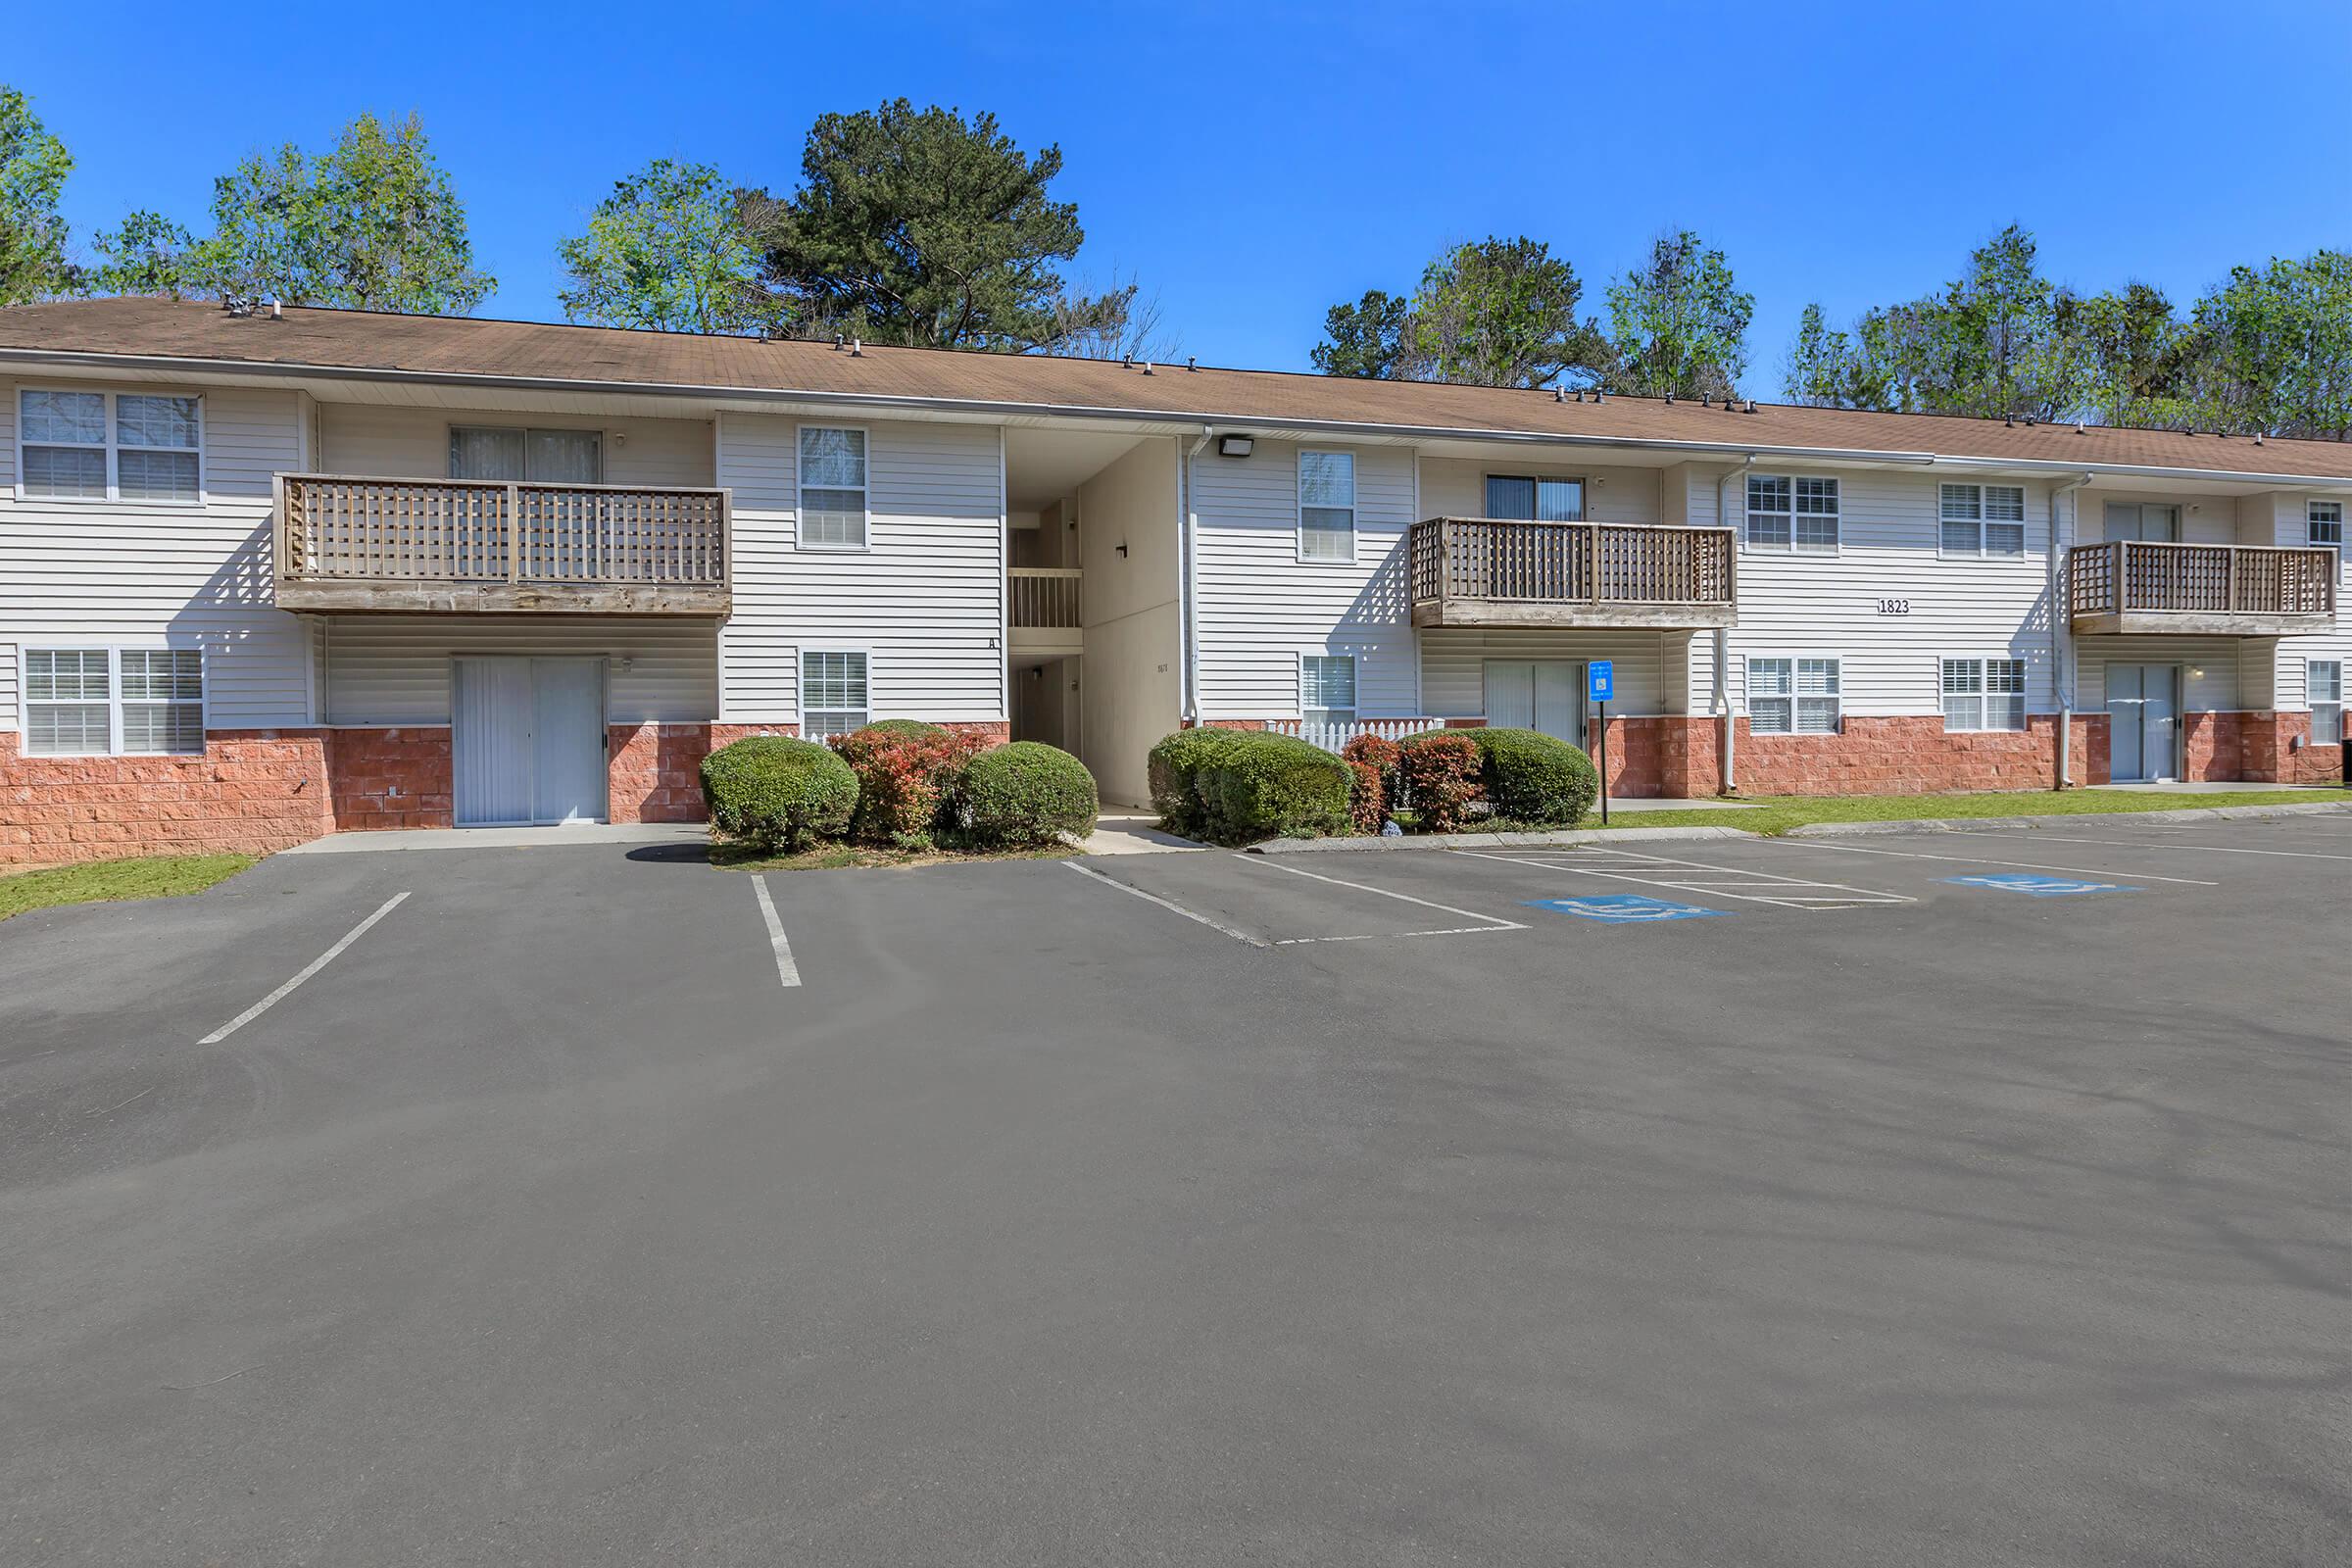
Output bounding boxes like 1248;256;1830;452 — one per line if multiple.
858;718;950;739
959;741;1100;846
1468;727;1598;826
1396;729;1483;833
830;723;984;846
1202;731;1351;844
1148;727;1255;837
701;736;858;851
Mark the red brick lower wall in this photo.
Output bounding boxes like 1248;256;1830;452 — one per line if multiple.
2238;711;2348;786
0;729;334;867
327;727;454;830
1731;712;2113;797
606;719;1010;823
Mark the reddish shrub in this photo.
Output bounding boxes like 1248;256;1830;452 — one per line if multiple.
1346;760;1387;834
1341;732;1400;793
829;723;985;846
1396;731;1483;833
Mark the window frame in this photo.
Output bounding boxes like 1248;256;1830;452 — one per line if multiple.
1298;653;1358;723
15;386;206;506
1482;472;1587;522
1746;654;1842;736
1938;481;2029;559
1297;449;1357;564
446;423;606;484
2309;500;2344;549
2310;660;2343;747
1745;473;1839;554
1940;656;2028;733
796;423;871;552
799;647;872;740
19;644;208;757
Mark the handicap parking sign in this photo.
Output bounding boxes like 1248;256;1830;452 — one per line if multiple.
1525;894;1729;923
1945;872;2139;897
1588;661;1614;703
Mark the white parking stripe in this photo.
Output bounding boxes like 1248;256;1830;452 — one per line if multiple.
751;876;803;988
198;892;412;1044
1944;827;2352;861
1062;860;1268;947
1232;855;1529;930
1769;838;2219;886
1449;849;1911;909
1274;925;1520;946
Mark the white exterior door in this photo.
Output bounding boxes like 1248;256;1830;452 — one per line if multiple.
1485;661;1586;748
2105;663;2180;783
453;657;607;826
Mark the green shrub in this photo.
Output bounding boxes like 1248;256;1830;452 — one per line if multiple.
1148;727;1254;836
1396;730;1483;833
1202;731;1351;844
701;736;858;851
830;723;985;847
1467;727;1599;826
958;741;1099;846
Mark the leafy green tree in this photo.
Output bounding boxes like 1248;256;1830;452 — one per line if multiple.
557;159;776;334
2181;252;2352;440
1312;237;1604;387
88;112;493;313
741;99;1126;352
1312;289;1411;378
2054;281;2192;429
0;85;76;303
1782;303;1854;406
1602;230;1754;400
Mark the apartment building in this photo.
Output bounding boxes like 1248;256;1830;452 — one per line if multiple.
1;298;2343;864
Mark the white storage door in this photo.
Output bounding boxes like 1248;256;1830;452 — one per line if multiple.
1486;662;1535;728
531;659;608;824
454;658;536;826
1535;662;1585;748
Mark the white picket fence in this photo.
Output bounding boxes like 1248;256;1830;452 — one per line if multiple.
1270;716;1447;754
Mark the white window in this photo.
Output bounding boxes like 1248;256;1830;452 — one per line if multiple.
1300;655;1357;722
1940;483;2027;557
23;647;204;756
448;425;602;483
801;650;869;739
2312;661;2343;746
1747;475;1838;552
1942;657;2027;732
1484;474;1585;521
2311;501;2344;548
19;388;202;503
799;427;868;549
1749;657;1840;735
1298;450;1355;562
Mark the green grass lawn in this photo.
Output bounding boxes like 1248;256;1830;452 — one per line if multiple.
0;853;258;921
1600;787;2352;836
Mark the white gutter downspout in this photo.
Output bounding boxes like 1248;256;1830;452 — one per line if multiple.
2050;471;2094;788
1180;427;1213;723
1715;454;1758;794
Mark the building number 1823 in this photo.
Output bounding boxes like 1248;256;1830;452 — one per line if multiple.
1877;598;1911;615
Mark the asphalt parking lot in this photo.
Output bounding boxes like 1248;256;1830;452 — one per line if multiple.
4;812;2348;1566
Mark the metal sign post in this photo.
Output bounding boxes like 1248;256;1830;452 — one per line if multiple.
1589;662;1614;826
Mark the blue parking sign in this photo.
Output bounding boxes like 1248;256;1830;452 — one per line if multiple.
1588;661;1614;703
1525;894;1729;923
1945;872;2139;897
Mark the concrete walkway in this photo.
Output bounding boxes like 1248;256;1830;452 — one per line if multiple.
1080;812;1205;855
2084;779;2342;794
282;822;710;855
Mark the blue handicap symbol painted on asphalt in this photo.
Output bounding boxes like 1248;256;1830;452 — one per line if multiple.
1945;872;2140;898
1525;894;1731;923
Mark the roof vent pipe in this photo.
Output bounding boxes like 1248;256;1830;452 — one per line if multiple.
1700;393;1711;408
1142;361;1154;375
1554;384;1565;403
832;333;844;350
851;338;862;357
1187;356;1197;371
270;298;283;320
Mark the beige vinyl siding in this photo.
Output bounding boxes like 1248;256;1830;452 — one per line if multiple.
1075;437;1181;806
315;403;715;486
0;378;311;729
715;413;1004;724
1689;464;2058;718
1416;459;1667;525
324;615;716;725
1420;628;1682;718
1192;439;1417;717
2073;637;2244;712
2245;490;2351;716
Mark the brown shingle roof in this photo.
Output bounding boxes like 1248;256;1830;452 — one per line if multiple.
4;297;2347;480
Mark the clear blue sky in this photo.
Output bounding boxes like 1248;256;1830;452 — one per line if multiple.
13;0;2349;389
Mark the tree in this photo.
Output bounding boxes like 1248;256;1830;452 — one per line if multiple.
2181;252;2352;440
88;112;493;313
0;85;75;304
1782;304;1851;406
741;99;1128;353
1039;270;1180;363
1311;289;1411;379
1310;237;1605;388
2055;281;2192;429
557;159;775;334
1603;230;1753;400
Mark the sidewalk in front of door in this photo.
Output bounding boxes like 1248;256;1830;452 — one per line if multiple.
282;822;711;855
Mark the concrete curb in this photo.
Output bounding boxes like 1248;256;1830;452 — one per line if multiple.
1784;802;2352;837
1248;825;1759;853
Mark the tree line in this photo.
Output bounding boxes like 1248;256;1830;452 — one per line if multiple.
3;83;2344;437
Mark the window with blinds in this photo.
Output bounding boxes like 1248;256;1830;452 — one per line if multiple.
1747;475;1839;552
799;427;869;549
24;647;204;755
1749;657;1840;734
1940;483;2027;556
801;651;869;739
1484;475;1585;521
2312;661;2343;746
20;389;201;502
1942;657;2026;731
1298;451;1355;562
1300;655;1356;722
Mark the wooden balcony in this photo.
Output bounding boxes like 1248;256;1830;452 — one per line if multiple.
1009;566;1082;655
2065;541;2336;636
1408;517;1738;629
273;474;730;615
